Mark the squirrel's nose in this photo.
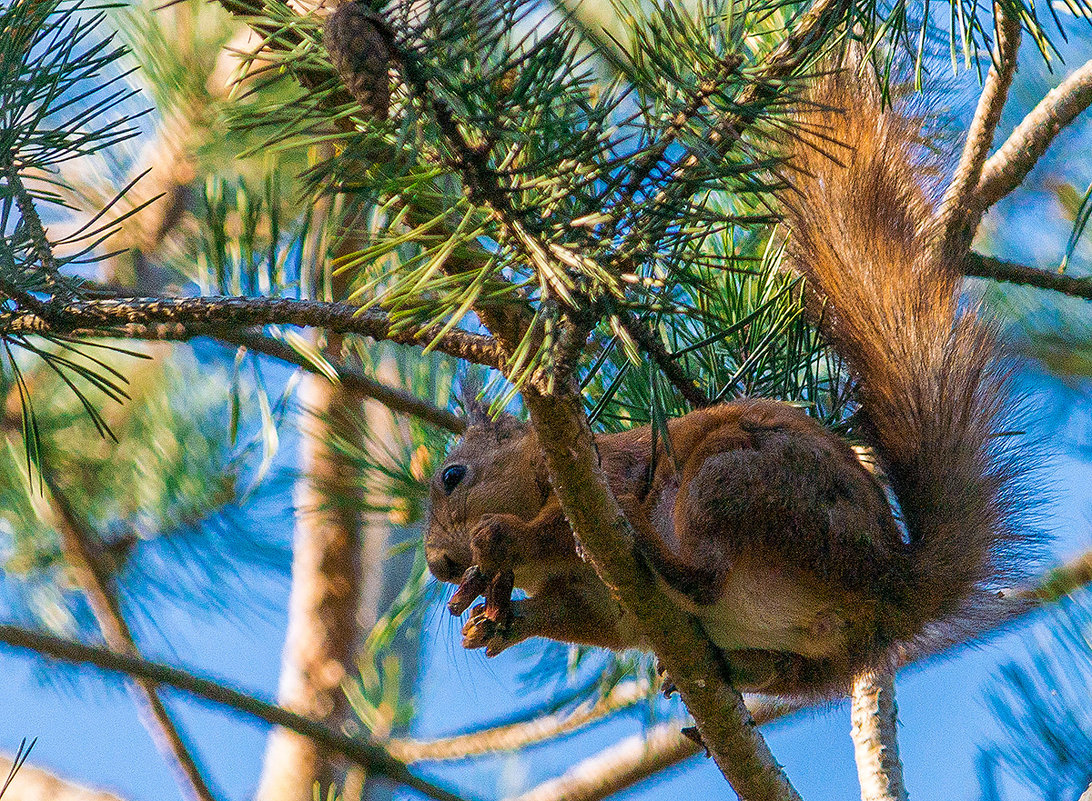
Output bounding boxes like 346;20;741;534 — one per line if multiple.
426;550;465;583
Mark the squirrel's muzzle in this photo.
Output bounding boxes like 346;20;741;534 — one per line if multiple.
426;549;466;583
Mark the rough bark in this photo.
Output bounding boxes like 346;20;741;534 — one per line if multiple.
850;669;908;801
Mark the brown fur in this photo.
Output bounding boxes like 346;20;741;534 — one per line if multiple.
424;70;1037;697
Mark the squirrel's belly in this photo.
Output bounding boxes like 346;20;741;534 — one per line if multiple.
675;555;849;660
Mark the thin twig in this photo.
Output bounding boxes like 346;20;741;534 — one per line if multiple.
223;331;465;434
977;57;1092;210
40;476;220;801
964;252;1092;300
617;314;712;408
623;0;848;247
0;624;478;801
392;681;652;763
933;7;1021;256
850;668;907;801
0;296;504;368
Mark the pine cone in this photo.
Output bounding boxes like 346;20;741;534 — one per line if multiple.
324;2;392;121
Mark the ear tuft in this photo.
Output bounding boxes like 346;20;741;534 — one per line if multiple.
464;398;491;427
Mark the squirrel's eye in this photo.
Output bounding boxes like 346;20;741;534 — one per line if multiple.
441;464;467;495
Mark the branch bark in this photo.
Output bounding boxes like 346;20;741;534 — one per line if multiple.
964;252;1092;300
0;296;503;368
849;669;907;801
933;7;1021;255
256;361;365;801
0;624;476;801
392;681;653;763
977;57;1092;211
223;331;464;434
521;386;801;801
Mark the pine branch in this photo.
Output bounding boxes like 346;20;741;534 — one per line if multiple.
617;313;712;408
850;669;907;801
615;0;850;256
521;386;801;801
504;721;699;801
977;57;1092;211
392;681;651;763
40;476;221;801
222;331;464;433
0;624;477;801
933;6;1021;256
505;699;789;801
0;297;504;367
964;253;1092;300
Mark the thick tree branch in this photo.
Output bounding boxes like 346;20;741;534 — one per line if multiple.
933;7;1021;255
977;57;1092;210
0;624;477;801
0;296;504;368
521;387;801;801
964;252;1092;300
850;669;907;801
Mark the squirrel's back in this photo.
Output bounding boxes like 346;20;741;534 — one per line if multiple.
783;68;1040;642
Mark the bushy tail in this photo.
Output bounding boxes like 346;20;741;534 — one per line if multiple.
783;69;1037;638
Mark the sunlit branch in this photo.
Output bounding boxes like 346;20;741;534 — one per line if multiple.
850;668;907;801
392;681;651;763
977;58;1092;211
0;297;504;368
0;751;128;801
504;699;789;801
933;7;1021;255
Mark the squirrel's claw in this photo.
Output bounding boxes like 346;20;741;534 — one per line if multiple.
484;569;514;626
448;566;489;616
461;602;517;657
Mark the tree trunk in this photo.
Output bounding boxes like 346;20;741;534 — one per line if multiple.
256;365;365;801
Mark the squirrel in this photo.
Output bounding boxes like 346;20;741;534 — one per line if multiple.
422;66;1037;698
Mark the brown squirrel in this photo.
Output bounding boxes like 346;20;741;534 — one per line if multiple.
423;69;1036;697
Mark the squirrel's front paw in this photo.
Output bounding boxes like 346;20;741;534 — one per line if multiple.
462;602;519;657
470;513;522;574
